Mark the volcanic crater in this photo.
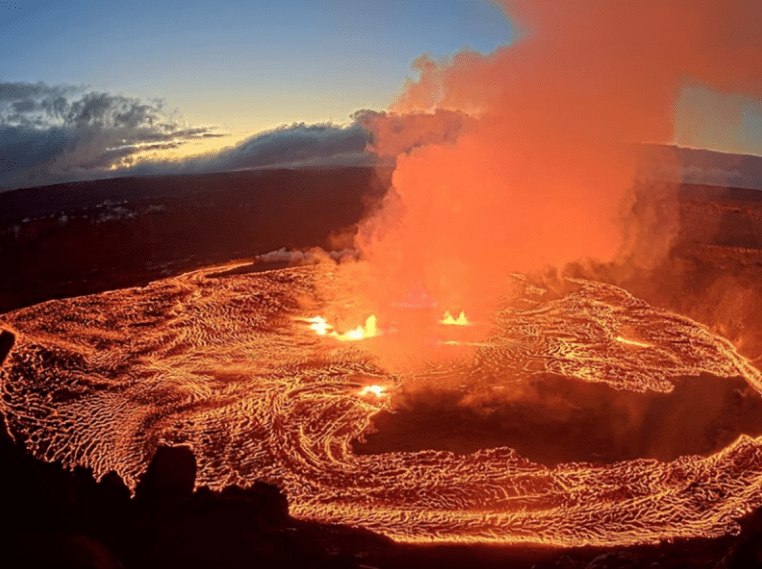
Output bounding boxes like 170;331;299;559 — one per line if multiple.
2;263;762;547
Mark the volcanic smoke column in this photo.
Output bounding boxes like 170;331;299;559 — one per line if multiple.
354;0;762;317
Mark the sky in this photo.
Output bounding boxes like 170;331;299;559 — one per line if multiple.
1;0;761;191
1;0;513;134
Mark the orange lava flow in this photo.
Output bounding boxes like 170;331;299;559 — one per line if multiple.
297;314;380;341
615;336;652;349
2;264;762;547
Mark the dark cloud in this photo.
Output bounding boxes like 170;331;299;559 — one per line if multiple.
0;80;77;102
0;125;69;178
129;109;478;178
217;122;368;168
0;81;223;189
137;120;374;176
11;100;36;113
0;81;78;127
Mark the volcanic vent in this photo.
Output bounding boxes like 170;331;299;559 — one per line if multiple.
2;263;762;547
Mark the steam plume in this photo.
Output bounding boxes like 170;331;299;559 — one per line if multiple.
354;1;762;317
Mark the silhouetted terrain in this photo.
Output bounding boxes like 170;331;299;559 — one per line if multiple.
0;167;390;313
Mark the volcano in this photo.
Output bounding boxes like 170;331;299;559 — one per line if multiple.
4;162;762;566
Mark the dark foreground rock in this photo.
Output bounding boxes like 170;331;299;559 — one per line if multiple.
0;413;392;568
4;409;762;568
0;330;14;366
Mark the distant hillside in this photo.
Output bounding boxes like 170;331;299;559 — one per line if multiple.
0;167;390;313
0;167;394;227
640;144;762;191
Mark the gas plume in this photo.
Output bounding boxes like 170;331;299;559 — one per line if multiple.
354;1;762;320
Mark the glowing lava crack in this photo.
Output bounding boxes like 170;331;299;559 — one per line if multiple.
2;264;762;547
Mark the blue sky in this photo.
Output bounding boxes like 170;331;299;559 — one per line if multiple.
1;0;514;133
2;0;760;191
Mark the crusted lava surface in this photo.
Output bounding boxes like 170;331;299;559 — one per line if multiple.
2;263;762;547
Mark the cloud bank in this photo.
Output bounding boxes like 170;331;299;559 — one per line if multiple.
0;82;378;191
129;117;375;177
3;27;762;194
1;81;469;190
0;81;228;189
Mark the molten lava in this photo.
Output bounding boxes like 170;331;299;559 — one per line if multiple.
2;264;762;547
359;384;388;398
300;314;381;341
616;336;652;349
304;316;331;335
440;310;469;326
336;314;379;341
